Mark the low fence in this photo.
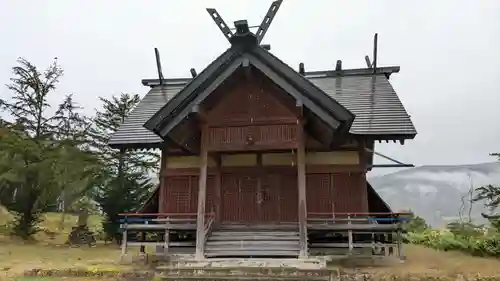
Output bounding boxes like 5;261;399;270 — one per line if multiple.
118;212;215;256
307;212;410;258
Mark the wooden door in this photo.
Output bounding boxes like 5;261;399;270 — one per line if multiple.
220;172;298;223
278;172;299;222
259;173;280;222
221;173;259;222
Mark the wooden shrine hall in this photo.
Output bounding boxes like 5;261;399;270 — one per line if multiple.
110;1;416;260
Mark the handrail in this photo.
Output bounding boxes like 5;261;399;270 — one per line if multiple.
119;212;216;225
204;214;215;241
199;212;215;257
307;212;410;225
119;212;215;216
307;212;411;216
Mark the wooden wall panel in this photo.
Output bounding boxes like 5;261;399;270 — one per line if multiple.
207;124;298;151
161;170;367;219
163;175;216;214
262;153;295;166
205;67;299;152
166;156;217;169
221;154;257;167
206;73;297;126
164;176;195;214
306;174;334;214
332;172;367;213
306;172;368;214
306;151;359;165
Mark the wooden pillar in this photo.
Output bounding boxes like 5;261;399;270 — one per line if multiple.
157;146;169;255
297;123;308;258
121;217;128;257
159;147;168;213
215;154;222;223
347;215;354;254
257;153;263;220
358;142;370;212
195;124;208;260
397;220;404;258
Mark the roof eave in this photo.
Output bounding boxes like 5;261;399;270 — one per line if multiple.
352;132;417;143
154;57;245;137
143;48;237;132
251;47;355;125
305;66;401;79
108;141;163;150
140;66;402;88
142;78;191;87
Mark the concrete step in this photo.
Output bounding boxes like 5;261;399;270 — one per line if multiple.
158;276;329;281
156;266;331;281
156;259;327;270
156;264;332;281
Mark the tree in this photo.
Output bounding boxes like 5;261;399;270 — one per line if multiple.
405;211;429;233
51;95;101;228
0;125;62;238
474;153;500;228
0;58;96;239
90;94;159;242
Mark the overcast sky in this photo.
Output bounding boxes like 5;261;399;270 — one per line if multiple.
1;0;499;175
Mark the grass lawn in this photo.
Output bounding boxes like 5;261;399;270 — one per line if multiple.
352;244;500;276
0;207;133;281
12;277;116;281
2;207;500;280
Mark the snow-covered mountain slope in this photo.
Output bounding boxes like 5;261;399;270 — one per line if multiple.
368;162;500;227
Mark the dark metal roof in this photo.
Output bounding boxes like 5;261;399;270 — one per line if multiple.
108;71;416;148
250;47;355;127
109;58;417;147
308;74;416;137
143;36;355;139
107;84;184;148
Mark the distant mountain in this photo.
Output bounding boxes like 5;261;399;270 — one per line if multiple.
368;162;500;227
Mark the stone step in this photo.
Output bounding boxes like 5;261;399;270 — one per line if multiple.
156;260;328;270
158;275;330;280
155;266;331;279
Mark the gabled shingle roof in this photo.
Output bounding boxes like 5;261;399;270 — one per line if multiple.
108;70;416;148
308;74;416;136
143;38;355;139
108;85;182;148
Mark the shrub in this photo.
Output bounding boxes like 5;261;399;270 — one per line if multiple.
406;226;500;257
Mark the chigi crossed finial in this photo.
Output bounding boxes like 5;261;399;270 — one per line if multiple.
206;0;283;49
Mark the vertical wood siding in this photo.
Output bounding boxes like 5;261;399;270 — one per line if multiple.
161;170;368;221
306;172;368;214
205;70;300;152
163;175;216;214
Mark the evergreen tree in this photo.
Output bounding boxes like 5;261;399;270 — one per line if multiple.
0;58;96;239
90;94;159;242
474;153;500;228
51;95;101;226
